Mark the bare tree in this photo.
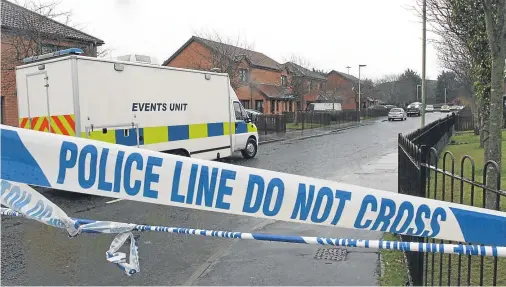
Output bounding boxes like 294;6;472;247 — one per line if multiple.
351;78;375;111
187;30;259;90
375;74;401;104
96;46;115;59
481;0;505;209
2;0;101;93
413;0;491;146
284;56;315;125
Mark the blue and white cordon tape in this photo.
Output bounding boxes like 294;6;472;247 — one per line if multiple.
1;124;506;276
3;204;506;258
2;181;505;277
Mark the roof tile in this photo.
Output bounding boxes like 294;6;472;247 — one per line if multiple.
254;83;294;99
1;0;104;44
194;37;282;71
284;62;327;80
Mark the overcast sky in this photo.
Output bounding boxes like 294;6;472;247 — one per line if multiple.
22;0;442;81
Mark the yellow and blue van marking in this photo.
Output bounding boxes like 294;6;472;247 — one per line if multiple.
80;121;257;146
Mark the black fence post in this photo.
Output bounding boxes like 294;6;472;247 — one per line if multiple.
264;117;267;135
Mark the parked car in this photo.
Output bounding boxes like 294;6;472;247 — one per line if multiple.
425;105;434;112
245;109;263;123
388;108;407;121
406;102;421;117
441;105;451;112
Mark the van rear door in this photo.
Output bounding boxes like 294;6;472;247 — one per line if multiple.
26;71;50;132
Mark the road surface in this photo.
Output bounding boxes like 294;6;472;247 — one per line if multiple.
1;112;447;285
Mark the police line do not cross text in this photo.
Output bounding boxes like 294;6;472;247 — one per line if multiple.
56;140;446;238
2;125;506;246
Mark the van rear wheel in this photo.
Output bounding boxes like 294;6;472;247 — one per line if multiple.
241;138;257;159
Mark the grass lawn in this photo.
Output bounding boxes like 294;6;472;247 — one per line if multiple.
424;130;506;286
379;233;409;286
427;130;506;207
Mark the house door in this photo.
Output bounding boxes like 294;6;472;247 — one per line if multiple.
26;72;51;132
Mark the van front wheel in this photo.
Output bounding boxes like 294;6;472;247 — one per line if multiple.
241;138;258;159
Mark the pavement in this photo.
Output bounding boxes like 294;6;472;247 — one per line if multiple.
1;113;447;286
258;118;375;144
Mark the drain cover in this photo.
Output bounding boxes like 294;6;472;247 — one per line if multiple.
314;247;347;261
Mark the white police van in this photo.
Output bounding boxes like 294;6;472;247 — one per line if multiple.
15;48;259;160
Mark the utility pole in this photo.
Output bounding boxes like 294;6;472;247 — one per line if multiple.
346;66;351;74
358;64;367;122
444;88;447;103
421;0;427;127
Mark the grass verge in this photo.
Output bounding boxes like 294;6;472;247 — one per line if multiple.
378;233;409;286
425;130;506;286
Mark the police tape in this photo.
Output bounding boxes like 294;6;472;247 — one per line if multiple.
2;179;506;279
1;124;506;247
3;206;506;258
0;179;140;276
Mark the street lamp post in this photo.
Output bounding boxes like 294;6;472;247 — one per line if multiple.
358;64;367;121
421;0;427;127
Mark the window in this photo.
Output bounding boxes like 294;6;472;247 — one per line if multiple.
271;100;275;113
255;100;264;113
135;55;151;63
289;101;293;112
239;69;248;82
240;100;250;109
308;80;312;91
281;75;287;87
233;102;246;120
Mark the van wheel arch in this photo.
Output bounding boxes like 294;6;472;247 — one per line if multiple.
163;148;190;157
248;135;258;144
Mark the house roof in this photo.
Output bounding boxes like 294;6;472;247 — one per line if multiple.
328;70;359;83
1;0;104;45
253;83;294;100
283;62;327;81
163;36;282;71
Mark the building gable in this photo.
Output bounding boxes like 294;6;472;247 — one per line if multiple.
164;36;282;71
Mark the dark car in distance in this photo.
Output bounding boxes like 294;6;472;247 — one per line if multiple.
406;102;421;117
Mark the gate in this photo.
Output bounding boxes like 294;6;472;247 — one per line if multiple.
398;113;505;286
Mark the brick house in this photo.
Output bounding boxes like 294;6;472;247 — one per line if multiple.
326;70;363;110
163;36;294;114
1;0;104;126
283;62;327;110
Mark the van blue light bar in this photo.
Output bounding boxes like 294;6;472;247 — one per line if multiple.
22;48;84;64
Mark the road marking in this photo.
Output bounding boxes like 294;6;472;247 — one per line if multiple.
105;198;123;204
